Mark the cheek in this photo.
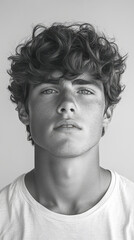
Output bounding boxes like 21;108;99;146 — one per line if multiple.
28;102;54;140
82;98;105;119
29;100;54;122
82;100;105;135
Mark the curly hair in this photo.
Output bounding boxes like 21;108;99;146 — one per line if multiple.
7;22;127;145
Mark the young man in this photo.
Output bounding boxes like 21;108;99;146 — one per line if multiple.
0;23;134;239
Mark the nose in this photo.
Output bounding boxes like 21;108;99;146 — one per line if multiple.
58;103;75;114
57;93;76;117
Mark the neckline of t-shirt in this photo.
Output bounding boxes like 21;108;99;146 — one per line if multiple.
19;170;116;222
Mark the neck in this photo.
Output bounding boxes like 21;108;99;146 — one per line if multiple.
27;144;108;214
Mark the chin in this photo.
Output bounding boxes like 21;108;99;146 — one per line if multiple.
48;143;91;158
35;136;99;158
50;150;83;158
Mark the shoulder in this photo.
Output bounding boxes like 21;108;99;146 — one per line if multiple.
0;174;24;205
0;174;26;235
115;171;134;206
116;172;134;192
0;174;25;216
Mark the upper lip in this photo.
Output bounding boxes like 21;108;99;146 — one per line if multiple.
54;120;82;130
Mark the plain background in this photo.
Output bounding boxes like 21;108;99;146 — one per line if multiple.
0;0;134;190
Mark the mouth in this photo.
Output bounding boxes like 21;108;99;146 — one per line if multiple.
54;121;82;130
55;124;79;129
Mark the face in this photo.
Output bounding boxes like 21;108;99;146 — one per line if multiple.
25;71;109;157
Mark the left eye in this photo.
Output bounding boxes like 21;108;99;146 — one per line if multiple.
41;89;58;94
77;89;93;95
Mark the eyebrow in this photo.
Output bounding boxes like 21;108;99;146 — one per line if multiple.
32;78;102;89
44;78;97;85
72;79;99;86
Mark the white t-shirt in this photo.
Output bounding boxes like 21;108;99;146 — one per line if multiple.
0;170;134;240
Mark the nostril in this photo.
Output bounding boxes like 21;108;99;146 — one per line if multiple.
61;108;66;112
59;107;75;113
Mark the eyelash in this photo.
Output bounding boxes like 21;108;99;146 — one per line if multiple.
41;89;58;94
40;88;94;95
77;89;93;95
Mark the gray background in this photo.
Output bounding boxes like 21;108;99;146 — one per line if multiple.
0;0;134;189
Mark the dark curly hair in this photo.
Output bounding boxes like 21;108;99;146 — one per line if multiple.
7;22;127;145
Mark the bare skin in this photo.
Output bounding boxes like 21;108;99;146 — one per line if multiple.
19;71;112;215
25;150;111;215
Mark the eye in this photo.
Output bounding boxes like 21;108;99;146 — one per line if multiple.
77;89;94;95
41;89;58;94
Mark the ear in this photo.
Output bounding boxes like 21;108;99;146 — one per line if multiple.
103;106;113;130
17;102;29;126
